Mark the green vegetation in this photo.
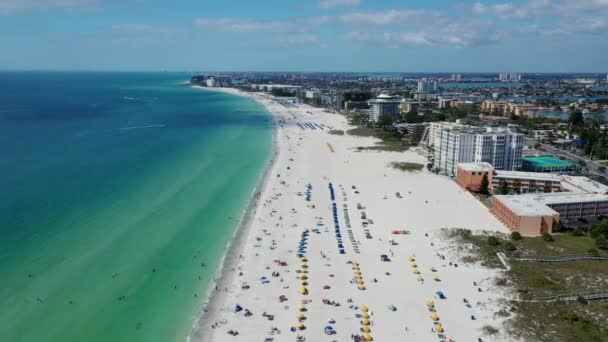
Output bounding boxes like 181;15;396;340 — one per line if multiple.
447;229;608;342
347;127;409;152
389;162;424;172
590;220;608;250
328;129;344;135
480;173;490;195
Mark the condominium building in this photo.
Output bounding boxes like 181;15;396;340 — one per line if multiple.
432;124;524;175
368;93;401;122
417;78;438;93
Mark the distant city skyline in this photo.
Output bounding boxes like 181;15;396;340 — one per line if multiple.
1;0;607;72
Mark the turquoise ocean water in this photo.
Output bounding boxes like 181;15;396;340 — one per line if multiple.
0;72;272;342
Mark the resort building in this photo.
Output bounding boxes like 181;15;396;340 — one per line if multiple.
335;91;372;113
522;156;578;173
455;162;562;193
432;124;524;176
492;192;608;236
368;93;401;122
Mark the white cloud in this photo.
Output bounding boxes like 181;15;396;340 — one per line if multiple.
471;0;553;19
338;9;438;25
0;0;97;14
111;24;177;34
193;18;297;33
318;0;360;9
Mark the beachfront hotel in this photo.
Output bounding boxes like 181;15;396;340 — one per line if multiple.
491;192;608;236
455;162;562;193
431;123;524;176
367;93;401;122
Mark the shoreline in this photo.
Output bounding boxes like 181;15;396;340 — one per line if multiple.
187;86;280;342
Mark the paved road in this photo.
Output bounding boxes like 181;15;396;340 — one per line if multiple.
524;137;606;178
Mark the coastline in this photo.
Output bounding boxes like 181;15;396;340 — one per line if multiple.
188;85;279;342
185;85;511;342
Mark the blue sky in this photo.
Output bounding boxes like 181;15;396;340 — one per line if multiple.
0;0;607;72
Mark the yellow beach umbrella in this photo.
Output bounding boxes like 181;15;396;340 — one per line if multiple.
363;333;373;341
417;276;424;282
362;312;369;319
300;256;308;262
426;300;434;308
435;324;444;333
408;256;415;261
429;266;436;272
354;270;362;275
430;313;439;321
361;305;369;312
432;275;440;281
300;275;308;280
300;269;308;274
298;304;306;311
358;285;366;290
362;326;371;333
299;287;307;294
361;318;370;325
352;261;359;265
301;263;308;268
412;269;420;274
301;280;308;286
297;313;306;319
296;322;305;330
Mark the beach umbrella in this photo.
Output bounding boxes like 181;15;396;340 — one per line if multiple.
297;313;306;319
412;269;420;274
299;287;308;294
430;266;437;272
363;333;373;341
357;279;364;285
361;319;370;325
426;301;434;308
432;275;440;281
408;256;415;262
358;284;366;290
301;264;308;268
361;312;369;319
300;280;308;286
409;262;417;267
431;313;439;321
362;326;371;333
296;322;305;330
300;257;308;262
435;324;444;333
354;271;362;276
298;304;306;311
300;275;308;280
361;305;369;312
417;276;424;282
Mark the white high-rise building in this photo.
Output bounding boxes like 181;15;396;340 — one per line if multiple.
499;72;509;81
417;78;438;93
432;124;523;175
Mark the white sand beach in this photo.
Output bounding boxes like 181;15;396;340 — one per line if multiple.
189;87;513;342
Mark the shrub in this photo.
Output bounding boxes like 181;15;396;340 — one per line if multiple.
542;232;554;242
488;236;500;246
504;242;517;252
510;231;522;240
588;248;599;255
595;236;608;250
572;227;585;236
577;296;589;305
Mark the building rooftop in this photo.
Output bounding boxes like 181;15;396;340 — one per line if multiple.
522;156;575;168
561;176;608;194
458;162;493;172
494;170;561;182
495;192;608;216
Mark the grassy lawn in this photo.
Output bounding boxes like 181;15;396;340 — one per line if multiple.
446;229;608;342
347;127;409;152
389;162;424;172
